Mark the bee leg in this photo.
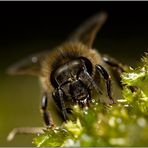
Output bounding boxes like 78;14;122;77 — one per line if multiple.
41;92;54;126
96;65;115;104
103;56;138;92
7;127;44;141
52;88;68;121
103;56;125;73
102;55;126;88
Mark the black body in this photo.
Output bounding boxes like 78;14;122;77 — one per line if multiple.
41;57;118;122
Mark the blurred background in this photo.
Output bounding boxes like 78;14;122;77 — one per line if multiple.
0;1;148;146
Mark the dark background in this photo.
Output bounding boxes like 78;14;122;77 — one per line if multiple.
1;2;148;68
0;1;148;146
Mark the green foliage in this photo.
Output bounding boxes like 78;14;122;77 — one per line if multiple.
33;53;148;147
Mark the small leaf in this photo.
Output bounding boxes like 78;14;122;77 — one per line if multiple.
33;127;71;147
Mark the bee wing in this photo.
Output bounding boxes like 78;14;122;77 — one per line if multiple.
6;50;49;76
68;11;108;48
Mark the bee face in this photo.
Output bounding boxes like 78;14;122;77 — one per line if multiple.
51;57;92;108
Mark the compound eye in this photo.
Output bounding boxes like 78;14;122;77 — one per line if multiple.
50;71;58;88
50;67;69;88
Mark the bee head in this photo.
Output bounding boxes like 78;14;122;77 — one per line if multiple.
50;57;93;107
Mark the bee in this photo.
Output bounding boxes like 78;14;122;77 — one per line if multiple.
7;11;126;140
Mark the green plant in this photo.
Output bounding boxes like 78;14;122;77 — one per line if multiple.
33;53;148;147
